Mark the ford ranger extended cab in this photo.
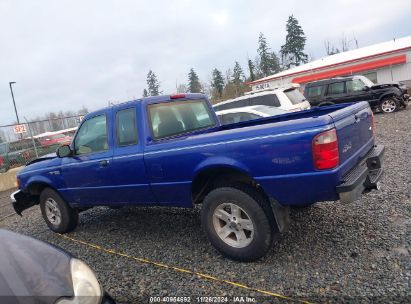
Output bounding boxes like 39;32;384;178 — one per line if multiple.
11;94;384;261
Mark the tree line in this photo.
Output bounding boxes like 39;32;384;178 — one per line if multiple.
142;15;309;103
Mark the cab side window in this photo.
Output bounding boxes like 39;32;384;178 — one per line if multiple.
116;108;138;146
74;115;108;155
327;82;345;95
307;86;323;98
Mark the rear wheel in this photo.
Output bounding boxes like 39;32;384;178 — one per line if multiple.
201;184;275;261
379;97;400;113
40;188;78;233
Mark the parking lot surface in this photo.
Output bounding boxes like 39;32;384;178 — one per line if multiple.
1;108;410;303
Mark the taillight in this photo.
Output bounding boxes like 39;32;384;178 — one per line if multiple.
0;156;3;166
312;128;339;170
170;94;186;99
371;112;375;136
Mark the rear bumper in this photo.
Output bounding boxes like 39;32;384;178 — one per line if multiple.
10;190;38;215
336;145;384;203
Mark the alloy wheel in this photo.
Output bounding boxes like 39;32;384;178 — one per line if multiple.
212;203;254;248
45;198;62;225
381;99;397;113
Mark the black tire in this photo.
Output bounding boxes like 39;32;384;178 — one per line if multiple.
40;188;78;233
201;184;275;261
378;97;400;113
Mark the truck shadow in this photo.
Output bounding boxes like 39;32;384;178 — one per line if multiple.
73;202;372;267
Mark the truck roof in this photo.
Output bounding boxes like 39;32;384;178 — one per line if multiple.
84;93;208;119
117;93;207;108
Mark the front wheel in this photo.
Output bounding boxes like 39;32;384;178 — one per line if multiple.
40;188;78;233
201;184;275;261
379;98;400;113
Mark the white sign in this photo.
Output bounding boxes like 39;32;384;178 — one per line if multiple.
254;82;271;91
13;124;27;134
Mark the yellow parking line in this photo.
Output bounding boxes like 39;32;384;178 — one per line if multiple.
57;233;313;304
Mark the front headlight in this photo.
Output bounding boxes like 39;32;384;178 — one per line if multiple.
56;258;102;304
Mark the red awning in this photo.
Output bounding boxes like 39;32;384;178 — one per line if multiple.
292;54;406;84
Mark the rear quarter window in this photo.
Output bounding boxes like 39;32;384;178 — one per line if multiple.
116;108;138;146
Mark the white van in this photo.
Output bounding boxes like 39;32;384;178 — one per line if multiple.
213;87;311;112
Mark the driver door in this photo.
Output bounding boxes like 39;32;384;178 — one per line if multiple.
59;110;114;206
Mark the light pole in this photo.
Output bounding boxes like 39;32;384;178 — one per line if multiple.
9;81;20;124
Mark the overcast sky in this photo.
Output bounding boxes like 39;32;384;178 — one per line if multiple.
1;0;410;125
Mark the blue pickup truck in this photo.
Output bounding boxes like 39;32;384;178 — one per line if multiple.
11;93;384;261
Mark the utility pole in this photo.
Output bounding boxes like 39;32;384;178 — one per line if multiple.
9;82;20;124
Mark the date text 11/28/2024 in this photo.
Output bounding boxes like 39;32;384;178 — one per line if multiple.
149;296;257;303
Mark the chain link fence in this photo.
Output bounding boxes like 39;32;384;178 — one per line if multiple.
0;115;83;172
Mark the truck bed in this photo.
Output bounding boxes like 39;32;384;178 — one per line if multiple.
144;101;374;207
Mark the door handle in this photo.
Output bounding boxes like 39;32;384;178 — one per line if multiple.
99;160;109;167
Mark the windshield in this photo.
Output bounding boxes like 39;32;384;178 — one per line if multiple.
357;75;375;86
283;88;306;105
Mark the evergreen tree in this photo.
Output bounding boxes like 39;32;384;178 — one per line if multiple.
187;68;202;93
257;32;280;77
253;56;263;79
247;59;256;81
231;61;247;97
270;51;281;73
280;15;308;69
146;70;161;96
232;61;245;85
142;89;148;97
211;68;224;98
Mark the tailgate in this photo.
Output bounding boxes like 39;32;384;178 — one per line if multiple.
328;102;374;165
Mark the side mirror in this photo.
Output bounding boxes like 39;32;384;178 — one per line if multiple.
56;145;72;158
363;86;370;91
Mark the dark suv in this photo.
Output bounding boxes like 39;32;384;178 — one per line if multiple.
304;75;409;113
